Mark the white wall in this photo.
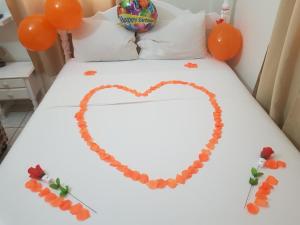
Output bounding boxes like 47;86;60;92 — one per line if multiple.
0;0;30;61
162;0;234;13
230;0;280;91
0;0;8;12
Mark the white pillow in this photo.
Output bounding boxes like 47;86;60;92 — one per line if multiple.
72;16;138;62
138;11;207;60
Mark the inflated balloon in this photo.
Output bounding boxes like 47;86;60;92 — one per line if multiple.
45;0;83;30
208;23;242;61
118;0;158;33
18;15;57;51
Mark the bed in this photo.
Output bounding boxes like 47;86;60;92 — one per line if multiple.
0;56;300;225
1;0;300;225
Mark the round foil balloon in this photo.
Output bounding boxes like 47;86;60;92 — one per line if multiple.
118;0;158;33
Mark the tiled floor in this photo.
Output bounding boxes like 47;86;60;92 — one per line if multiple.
1;102;33;162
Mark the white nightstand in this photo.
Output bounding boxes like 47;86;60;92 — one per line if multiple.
0;62;44;118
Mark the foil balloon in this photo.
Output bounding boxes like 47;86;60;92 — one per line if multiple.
118;0;158;33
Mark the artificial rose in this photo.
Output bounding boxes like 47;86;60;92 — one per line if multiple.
28;165;45;179
260;147;274;160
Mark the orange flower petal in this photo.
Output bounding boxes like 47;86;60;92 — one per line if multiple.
59;200;72;211
70;203;84;215
176;174;186;184
264;160;278;169
31;183;43;193
266;176;279;186
184;62;198;69
44;193;57;203
76;208;91;221
255;193;268;200
39;188;51;197
257;189;270;196
247;203;259;215
255;198;269;208
84;70;97;76
157;179;167;189
199;152;209;162
260;182;273;190
167;179;177;188
147;180;158;189
277;160;287;168
192;160;203;169
131;171;141;181
50;197;64;207
139;174;149;184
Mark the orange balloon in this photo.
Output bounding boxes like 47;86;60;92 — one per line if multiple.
45;0;83;30
18;15;57;51
208;23;242;61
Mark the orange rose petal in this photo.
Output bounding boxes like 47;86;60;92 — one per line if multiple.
39;188;51;197
247;203;260;215
206;143;215;149
59;200;72;211
84;70;97;76
124;169;134;178
70;203;84;215
266;176;279;186
199;152;209;162
255;193;268;200
31;185;43;193
264;160;278;169
147;180;158;189
44;193;58;203
25;179;38;189
202;150;212;155
110;160;121;168
156;179;167;189
76;208;91;221
261;182;273;190
277;160;287;168
139;174;149;184
131;171;141;181
257;189;271;196
187;166;198;175
176;174;186;184
51;197;64;207
255;198;269;208
193;160;203;169
184;62;198;69
167;179;177;188
182;170;192;179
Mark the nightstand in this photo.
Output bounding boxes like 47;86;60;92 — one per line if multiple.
0;62;44;118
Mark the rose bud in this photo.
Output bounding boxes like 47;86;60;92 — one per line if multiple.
260;147;274;160
28;165;45;180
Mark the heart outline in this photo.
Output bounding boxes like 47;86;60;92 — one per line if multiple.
75;80;223;189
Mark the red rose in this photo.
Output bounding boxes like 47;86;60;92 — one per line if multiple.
260;147;274;160
28;165;45;179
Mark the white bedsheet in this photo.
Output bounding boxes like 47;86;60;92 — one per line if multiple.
0;57;299;225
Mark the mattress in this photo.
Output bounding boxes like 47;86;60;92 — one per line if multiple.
0;57;299;225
